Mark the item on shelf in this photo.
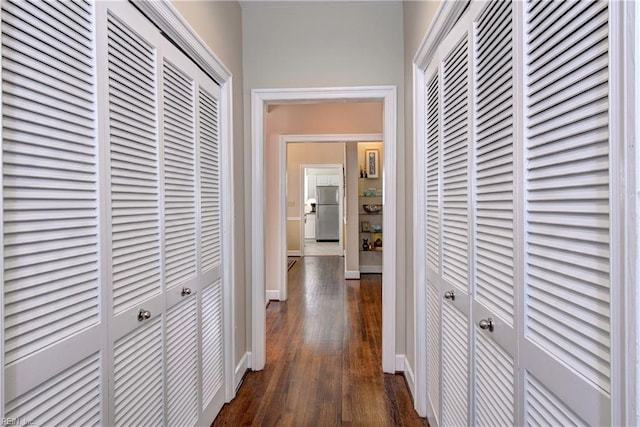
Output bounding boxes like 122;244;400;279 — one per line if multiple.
361;220;371;232
371;224;382;232
372;232;382;249
360;167;364;178
362;238;370;251
362;204;382;214
362;188;378;197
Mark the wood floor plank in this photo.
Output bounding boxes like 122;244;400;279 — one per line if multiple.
212;256;428;426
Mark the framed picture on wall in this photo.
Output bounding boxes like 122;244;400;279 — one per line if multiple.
361;221;371;232
365;149;379;178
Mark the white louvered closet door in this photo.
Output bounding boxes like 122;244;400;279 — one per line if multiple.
197;68;225;418
98;2;226;424
521;1;612;425
424;62;442;426
471;2;517;426
99;2;166;425
1;0;104;424
161;40;200;427
437;15;473;427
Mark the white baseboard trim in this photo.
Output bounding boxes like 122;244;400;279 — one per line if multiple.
345;270;360;279
395;354;405;372
402;355;416;401
360;265;383;274
266;290;280;301
287;250;301;257
234;352;250;392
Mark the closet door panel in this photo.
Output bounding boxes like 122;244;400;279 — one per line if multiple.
441;299;470;427
441;33;470;295
162;56;197;290
426;282;441;423
438;17;473;426
1;0;104;422
5;353;102;426
100;3;166;425
424;61;442;423
166;297;198;426
472;2;518;426
106;8;162;316
201;278;224;412
523;0;611;424
113;316;164;426
198;84;222;277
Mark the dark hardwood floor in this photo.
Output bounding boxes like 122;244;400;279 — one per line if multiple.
212;256;428;426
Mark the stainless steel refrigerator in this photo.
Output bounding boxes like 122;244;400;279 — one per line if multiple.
315;185;339;241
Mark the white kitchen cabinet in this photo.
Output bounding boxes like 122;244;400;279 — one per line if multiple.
304;214;316;239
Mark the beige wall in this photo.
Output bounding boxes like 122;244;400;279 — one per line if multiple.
171;0;248;367
287;143;345;218
402;0;440;378
286;143;345;252
264;102;383;293
243;1;409;355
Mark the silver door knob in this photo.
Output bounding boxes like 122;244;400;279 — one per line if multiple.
138;309;151;321
479;318;494;332
444;290;455;301
181;287;192;296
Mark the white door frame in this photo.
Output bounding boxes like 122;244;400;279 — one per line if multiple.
251;87;397;372
298;162;343;258
280;133;384;303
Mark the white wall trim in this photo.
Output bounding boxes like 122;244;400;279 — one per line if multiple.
251;87;397;373
395;354;405;372
412;62;428;418
266;290;280;302
234;352;250;392
359;265;383;274
287;250;302;257
615;1;640;424
135;0;236;404
413;1;470;69
345;270;360;280
403;355;416;401
633;3;640;424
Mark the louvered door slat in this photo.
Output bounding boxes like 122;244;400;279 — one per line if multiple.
441;302;469;426
163;59;196;288
474;0;515;326
166;298;198;426
114;316;164;426
2;0;99;365
201;279;223;408
442;36;469;291
426;73;440;272
199;87;221;272
108;12;161;314
426;283;441;423
475;332;514;427
6;353;101;425
525;373;586;426
525;0;611;394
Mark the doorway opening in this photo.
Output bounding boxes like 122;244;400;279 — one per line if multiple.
299;164;343;257
251;86;397;374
